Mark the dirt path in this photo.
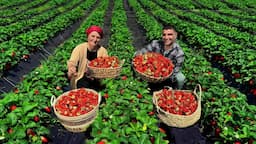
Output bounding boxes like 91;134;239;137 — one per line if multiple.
123;0;147;50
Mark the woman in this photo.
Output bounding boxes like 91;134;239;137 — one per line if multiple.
67;25;108;89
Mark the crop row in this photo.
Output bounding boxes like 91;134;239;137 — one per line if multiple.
129;0;255;143
137;0;256;98
0;0;97;76
0;0;110;143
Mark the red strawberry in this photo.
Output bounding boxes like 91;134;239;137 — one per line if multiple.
22;54;29;60
103;93;109;99
251;88;256;96
249;79;254;85
26;129;36;136
137;94;142;99
41;136;48;143
10;105;17;111
121;76;127;80
215;127;221;136
34;89;39;95
233;73;241;79
159;127;166;133
56;86;61;90
97;140;106;144
148;111;155;116
210;120;217;126
34;116;40;122
7;128;13;134
150;137;155;144
44;106;51;113
13;88;19;93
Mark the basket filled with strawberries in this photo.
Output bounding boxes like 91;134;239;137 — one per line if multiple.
132;52;174;83
51;88;101;132
152;84;202;128
87;56;124;79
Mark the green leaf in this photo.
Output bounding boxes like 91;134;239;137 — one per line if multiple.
6;113;18;126
22;102;38;113
13;126;26;139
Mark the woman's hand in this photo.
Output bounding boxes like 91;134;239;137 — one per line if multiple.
67;66;77;78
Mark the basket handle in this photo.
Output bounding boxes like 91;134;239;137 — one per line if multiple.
152;92;161;114
120;59;125;66
163;86;173;90
98;93;102;104
193;84;202;100
50;95;57;106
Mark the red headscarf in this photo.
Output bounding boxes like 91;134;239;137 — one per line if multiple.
85;25;103;38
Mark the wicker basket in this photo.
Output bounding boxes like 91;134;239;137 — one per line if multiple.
87;59;125;79
133;67;172;83
132;52;173;83
152;84;202;128
51;88;101;133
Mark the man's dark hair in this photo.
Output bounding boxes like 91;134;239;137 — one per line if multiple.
163;25;176;31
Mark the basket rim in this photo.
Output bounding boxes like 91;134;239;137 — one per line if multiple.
134;67;172;80
152;85;202;117
51;88;101;120
87;59;125;69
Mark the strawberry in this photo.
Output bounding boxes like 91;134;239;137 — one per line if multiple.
56;86;61;90
233;73;241;79
34;116;40;122
159;127;166;133
44;106;51;113
121;76;127;80
41;136;48;143
249;79;254;85
26;129;36;136
250;89;256;96
103;93;109;99
34;89;39;95
148;111;155;116
7;128;13;134
210;120;217;126
215;127;221;136
10;105;17;111
150;137;155;144
137;94;142;99
97;140;105;144
13;88;19;93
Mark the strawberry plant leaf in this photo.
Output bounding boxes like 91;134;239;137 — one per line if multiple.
22;102;37;113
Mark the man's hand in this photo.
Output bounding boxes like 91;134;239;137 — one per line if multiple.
170;74;176;82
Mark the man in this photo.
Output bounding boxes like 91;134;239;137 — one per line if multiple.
136;25;185;90
136;25;206;144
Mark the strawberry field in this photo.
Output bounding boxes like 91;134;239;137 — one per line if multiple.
0;0;256;144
